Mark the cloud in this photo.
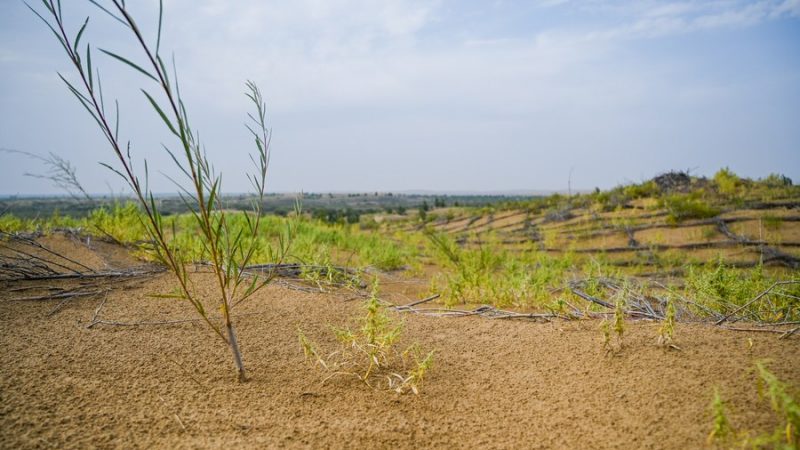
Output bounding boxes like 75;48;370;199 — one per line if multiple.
582;0;800;41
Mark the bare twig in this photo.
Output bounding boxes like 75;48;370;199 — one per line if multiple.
10;290;103;302
779;326;800;340
393;294;440;310
86;295;109;328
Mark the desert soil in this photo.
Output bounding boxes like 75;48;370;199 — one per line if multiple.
1;236;799;449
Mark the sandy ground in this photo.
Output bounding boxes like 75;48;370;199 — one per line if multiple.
1;238;799;449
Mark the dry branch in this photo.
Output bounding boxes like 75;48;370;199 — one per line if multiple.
395;301;556;322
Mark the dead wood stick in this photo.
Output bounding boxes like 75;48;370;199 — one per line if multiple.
569;287;614;309
0;233;97;273
719;326;791;334
86;295;109;328
649;281;720;319
46;296;74;317
487;312;556;320
10;290;103;302
6;285;64;293
0;242;84;274
394;294;440;310
715;281;800;325
4;269;162;282
562;300;585;318
779;326;800;340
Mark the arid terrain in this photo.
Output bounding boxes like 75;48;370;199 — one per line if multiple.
1;233;798;449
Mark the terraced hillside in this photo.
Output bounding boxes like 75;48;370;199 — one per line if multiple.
378;171;800;276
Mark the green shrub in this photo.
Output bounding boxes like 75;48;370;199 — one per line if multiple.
759;173;793;188
660;193;720;224
685;262;800;322
622;180;660;200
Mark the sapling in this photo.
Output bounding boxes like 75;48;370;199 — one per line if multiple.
29;0;289;381
707;387;733;445
600;295;626;354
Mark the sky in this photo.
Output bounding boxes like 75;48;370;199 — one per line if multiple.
1;0;799;195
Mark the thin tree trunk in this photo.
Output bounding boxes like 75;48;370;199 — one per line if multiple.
227;322;247;382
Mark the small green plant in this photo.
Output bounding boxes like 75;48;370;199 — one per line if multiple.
599;296;626;354
753;362;799;449
708;387;734;446
657;298;679;349
599;319;612;352
390;345;435;394
299;279;434;394
613;296;626;346
298;329;327;370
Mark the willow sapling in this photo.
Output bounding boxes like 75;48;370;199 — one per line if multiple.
29;0;289;381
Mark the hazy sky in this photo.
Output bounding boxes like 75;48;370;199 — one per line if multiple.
1;0;799;195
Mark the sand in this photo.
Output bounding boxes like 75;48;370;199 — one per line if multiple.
1;236;799;449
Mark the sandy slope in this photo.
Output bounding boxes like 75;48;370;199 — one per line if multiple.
1;240;799;449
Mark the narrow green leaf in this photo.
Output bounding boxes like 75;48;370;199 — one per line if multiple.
95;67;105;113
87;0;128;27
25;2;71;56
85;44;93;91
58;72;90;104
39;0;54;14
156;0;164;55
141;89;179;136
162;145;192;180
57;73;105;132
98;48;157;81
207;179;218;214
99;162;128;182
73;16;89;54
156;55;170;92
